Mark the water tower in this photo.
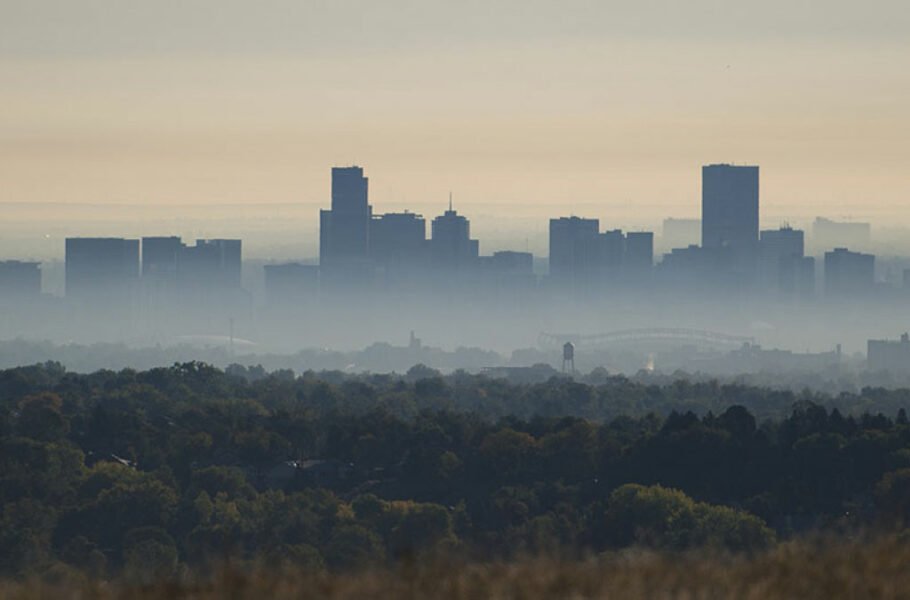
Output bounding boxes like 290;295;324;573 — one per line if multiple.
562;342;575;374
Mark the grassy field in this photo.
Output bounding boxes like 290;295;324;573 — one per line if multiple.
1;535;907;600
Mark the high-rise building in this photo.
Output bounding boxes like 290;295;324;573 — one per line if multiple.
479;251;536;291
0;261;41;298
429;207;479;269
65;238;139;298
779;255;816;300
320;166;372;268
624;232;654;271
759;227;805;293
824;247;874;297
177;239;242;290
142;236;182;279
549;217;600;286
370;212;426;266
600;229;625;272
702;164;759;253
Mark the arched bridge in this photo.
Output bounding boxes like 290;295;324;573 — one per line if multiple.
538;328;754;350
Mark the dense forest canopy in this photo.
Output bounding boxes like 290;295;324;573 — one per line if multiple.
2;361;910;579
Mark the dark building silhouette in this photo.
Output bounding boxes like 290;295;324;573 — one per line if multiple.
370;212;426;269
600;229;625;273
177;239;242;291
550;219;654;290
264;263;319;305
659;244;734;288
140;237;242;292
779;255;816;300
482;250;533;273
0;261;41;298
868;333;910;373
549;217;600;287
65;237;139;299
624;232;654;272
824;247;874;297
141;236;182;279
702;164;759;254
429;206;479;270
320;166;372;268
479;251;536;292
759;227;806;295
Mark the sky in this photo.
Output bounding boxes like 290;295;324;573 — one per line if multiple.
1;0;909;257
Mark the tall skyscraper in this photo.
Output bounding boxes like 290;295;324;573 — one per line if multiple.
702;164;759;253
320;166;372;268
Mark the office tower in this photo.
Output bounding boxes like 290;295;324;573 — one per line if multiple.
479;251;536;291
812;217;871;253
429;207;479;269
370;212;426;266
0;261;41;298
702;164;759;253
658;245;733;288
600;229;625;271
482;251;533;274
760;227;804;259
320;166;372;267
759;227;805;293
824;247;874;296
661;218;701;251
264;263;319;305
65;238;139;298
549;217;600;286
177;239;242;290
779;255;816;300
142;236;182;279
624;232;654;271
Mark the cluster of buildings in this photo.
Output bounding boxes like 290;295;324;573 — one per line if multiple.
0;163;890;309
271;164;876;302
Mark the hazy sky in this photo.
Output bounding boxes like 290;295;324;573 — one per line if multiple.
2;0;909;233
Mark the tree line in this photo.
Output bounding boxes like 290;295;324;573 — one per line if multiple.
2;361;910;579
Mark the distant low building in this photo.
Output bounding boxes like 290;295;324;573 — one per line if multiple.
0;260;41;298
824;248;874;297
868;333;910;373
812;217;871;253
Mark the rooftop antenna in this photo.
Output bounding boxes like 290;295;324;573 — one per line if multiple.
449;191;453;212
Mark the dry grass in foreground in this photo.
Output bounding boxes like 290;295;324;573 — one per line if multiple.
2;536;908;600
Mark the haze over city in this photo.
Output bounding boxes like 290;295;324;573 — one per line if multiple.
2;1;909;260
7;2;910;597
